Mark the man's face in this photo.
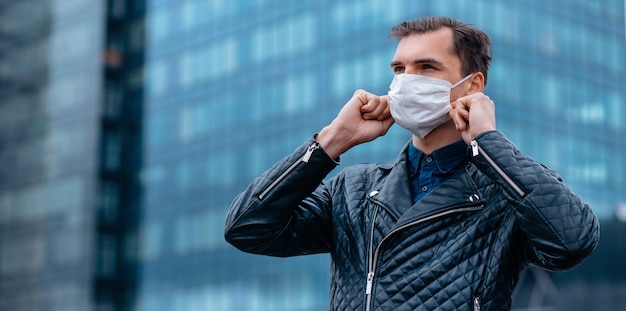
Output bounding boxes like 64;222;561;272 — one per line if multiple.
390;27;467;100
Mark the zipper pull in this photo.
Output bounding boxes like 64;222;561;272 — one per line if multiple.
473;296;481;311
366;272;374;295
470;140;479;157
302;143;319;163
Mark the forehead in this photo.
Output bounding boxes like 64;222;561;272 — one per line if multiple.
392;27;459;66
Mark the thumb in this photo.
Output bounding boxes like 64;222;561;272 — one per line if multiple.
380;114;395;134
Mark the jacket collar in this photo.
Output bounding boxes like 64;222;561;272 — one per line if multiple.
370;141;483;228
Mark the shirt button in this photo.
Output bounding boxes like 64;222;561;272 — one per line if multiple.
426;157;433;163
422;186;428;192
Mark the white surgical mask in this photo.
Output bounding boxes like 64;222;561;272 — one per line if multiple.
388;73;473;138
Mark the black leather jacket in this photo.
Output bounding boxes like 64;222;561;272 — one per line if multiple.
225;130;599;311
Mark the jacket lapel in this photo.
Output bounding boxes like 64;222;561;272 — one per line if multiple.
369;143;413;221
393;168;483;230
369;142;483;231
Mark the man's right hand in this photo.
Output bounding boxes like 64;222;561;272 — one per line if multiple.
316;89;395;159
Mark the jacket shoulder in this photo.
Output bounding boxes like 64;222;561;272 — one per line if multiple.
327;160;395;195
335;159;394;179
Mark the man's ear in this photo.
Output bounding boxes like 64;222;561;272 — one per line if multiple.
466;72;485;94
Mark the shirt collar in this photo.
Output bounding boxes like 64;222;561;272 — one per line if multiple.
408;140;467;177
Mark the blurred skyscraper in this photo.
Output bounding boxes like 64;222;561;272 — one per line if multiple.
0;0;144;310
0;0;624;311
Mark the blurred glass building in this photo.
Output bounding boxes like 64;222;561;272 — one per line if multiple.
1;0;625;311
0;0;105;310
0;0;144;310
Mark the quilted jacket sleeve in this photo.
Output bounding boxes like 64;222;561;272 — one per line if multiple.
224;137;339;257
471;130;600;271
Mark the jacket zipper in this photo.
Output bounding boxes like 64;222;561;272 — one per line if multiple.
365;194;380;309
364;202;484;311
257;143;320;200
471;140;526;197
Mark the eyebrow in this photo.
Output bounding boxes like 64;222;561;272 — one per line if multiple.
390;58;444;68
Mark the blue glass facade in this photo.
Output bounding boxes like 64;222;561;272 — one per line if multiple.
135;1;626;310
0;0;106;310
1;0;623;310
138;0;625;310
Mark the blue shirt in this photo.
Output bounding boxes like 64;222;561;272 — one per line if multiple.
407;140;468;204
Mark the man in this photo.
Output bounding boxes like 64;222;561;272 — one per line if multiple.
224;16;599;311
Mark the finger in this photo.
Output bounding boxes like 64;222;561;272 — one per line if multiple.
367;97;387;118
360;94;379;113
455;98;472;119
449;104;468;131
449;108;464;131
377;96;391;120
457;106;470;120
351;89;370;108
378;103;392;121
361;96;387;120
381;114;395;132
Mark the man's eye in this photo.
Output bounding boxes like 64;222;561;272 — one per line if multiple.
422;64;436;70
393;67;405;73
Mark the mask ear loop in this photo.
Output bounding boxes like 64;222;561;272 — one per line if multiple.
451;73;474;88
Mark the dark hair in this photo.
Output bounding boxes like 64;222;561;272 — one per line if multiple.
389;16;492;85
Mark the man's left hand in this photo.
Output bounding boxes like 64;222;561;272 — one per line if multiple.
449;92;496;144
